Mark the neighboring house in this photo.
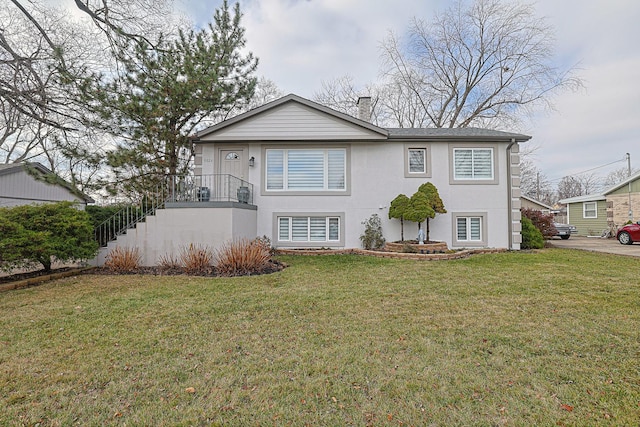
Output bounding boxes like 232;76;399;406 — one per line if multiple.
520;195;553;213
559;171;640;236
98;94;531;265
0;162;93;208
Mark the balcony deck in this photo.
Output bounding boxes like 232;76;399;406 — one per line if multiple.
166;174;255;207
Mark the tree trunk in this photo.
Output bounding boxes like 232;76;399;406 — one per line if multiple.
426;218;430;242
39;256;52;272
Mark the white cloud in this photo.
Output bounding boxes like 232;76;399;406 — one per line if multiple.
239;0;444;94
180;0;640;181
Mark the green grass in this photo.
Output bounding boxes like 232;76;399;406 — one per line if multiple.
1;249;639;426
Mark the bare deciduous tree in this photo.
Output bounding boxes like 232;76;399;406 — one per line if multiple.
603;166;640;188
520;161;555;205
1;0;180;194
314;76;385;124
556;176;583;200
380;0;582;129
556;173;600;200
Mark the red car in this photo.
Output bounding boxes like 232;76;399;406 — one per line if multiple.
617;222;640;245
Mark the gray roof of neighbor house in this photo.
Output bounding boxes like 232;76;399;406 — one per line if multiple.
192;93;532;143
558;171;640;204
0;162;94;203
521;195;554;210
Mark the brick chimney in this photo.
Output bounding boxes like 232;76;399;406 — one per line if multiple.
357;96;371;122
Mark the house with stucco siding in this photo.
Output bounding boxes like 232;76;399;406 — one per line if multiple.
98;94;531;266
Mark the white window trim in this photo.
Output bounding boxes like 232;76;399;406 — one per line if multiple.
449;143;499;185
273;212;345;248
261;146;351;196
404;144;431;178
451;212;488;247
583;202;597;219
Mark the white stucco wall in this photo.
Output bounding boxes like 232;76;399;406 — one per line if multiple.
199;140;513;250
97;205;257;266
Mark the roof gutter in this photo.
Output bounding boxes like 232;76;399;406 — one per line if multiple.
506;138;517;250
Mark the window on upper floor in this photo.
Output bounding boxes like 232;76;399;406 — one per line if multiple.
449;145;498;185
583;202;597;218
265;148;346;192
404;144;431;178
454;148;493;180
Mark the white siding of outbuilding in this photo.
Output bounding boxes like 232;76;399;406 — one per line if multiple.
0;168;86;208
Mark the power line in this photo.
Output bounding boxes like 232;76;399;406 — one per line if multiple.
547;155;628;183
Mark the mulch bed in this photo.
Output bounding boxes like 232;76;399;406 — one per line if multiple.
0;260;286;289
88;259;286;277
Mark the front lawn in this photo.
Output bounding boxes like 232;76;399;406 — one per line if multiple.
1;249;638;425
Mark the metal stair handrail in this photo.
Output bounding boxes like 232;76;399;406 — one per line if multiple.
94;174;254;247
94;192;168;248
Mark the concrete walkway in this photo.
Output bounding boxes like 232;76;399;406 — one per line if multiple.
548;236;640;258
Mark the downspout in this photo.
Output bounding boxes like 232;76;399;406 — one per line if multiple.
506;138;517;250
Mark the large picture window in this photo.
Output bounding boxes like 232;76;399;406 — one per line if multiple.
453;148;494;180
266;148;346;191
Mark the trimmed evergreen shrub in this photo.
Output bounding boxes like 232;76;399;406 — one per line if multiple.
521;217;545;249
0;201;98;271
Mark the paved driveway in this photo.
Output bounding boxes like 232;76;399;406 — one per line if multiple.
548;236;640;258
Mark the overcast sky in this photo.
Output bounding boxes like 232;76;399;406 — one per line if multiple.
181;0;639;184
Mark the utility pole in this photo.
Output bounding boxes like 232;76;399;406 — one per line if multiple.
627;153;633;221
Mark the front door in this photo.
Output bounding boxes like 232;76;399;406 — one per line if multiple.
219;149;247;180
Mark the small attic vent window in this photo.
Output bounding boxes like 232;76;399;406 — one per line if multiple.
225;152;239;160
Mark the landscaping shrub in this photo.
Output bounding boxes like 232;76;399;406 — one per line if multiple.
104;247;142;272
0;201;98;271
253;235;274;255
179;244;213;275
521;217;545;249
521;208;556;238
360;214;386;250
158;253;181;271
214;238;271;276
0;215;36;272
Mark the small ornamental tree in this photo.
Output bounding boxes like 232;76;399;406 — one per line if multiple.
417;182;447;241
2;202;99;271
388;194;411;241
405;192;435;239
